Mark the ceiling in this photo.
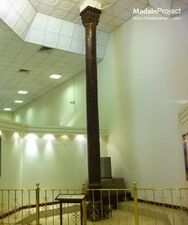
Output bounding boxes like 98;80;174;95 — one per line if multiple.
28;0;188;32
29;0;147;32
0;20;86;112
0;0;188;112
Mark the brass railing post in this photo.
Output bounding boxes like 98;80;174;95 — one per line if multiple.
36;183;40;225
133;182;139;225
82;182;87;225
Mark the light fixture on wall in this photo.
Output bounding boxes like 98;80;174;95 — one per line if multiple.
61;134;69;140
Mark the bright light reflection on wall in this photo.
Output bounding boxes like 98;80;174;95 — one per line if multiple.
75;134;86;142
12;132;21;149
43;134;55;141
43;134;55;154
45;141;54;154
0;130;2;136
25;133;38;141
24;133;38;157
75;134;86;156
12;132;20;139
27;108;34;124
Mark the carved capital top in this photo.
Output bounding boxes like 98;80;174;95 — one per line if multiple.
80;6;101;27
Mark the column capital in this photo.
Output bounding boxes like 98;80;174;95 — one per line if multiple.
80;6;101;27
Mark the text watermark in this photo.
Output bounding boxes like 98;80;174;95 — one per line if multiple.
132;8;182;21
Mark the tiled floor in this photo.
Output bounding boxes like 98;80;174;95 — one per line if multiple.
1;201;188;225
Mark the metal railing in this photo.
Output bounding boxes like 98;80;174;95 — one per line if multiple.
0;183;188;225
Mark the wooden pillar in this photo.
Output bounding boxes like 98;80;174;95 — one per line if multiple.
80;6;101;189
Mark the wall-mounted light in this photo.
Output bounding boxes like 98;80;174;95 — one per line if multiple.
61;134;69;140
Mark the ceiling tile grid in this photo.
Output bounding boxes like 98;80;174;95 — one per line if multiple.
25;26;44;44
27;0;188;33
28;0;149;32
25;12;108;57
57;35;72;51
43;31;59;48
0;0;37;39
29;0;83;22
0;20;86;111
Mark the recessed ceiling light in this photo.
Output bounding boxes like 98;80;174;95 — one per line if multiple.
49;74;62;79
4;108;12;111
14;100;23;104
17;90;28;95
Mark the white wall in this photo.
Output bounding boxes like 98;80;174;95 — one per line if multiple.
13;71;110;132
0;131;23;188
14;75;86;128
0;112;13;121
3;58;110;189
0;129;108;189
99;11;188;188
22;133;88;189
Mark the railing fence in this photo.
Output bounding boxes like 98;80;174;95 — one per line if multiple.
0;183;187;225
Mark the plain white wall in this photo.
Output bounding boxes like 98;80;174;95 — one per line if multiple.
0;130;108;189
22;133;88;188
0;131;23;188
13;75;87;128
99;10;188;188
0;112;13;121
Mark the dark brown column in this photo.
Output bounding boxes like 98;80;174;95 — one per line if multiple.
80;6;101;189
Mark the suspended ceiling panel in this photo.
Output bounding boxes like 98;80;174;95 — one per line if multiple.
26;13;109;58
0;20;86;111
0;0;109;57
28;0;148;32
0;0;37;38
28;0;188;32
